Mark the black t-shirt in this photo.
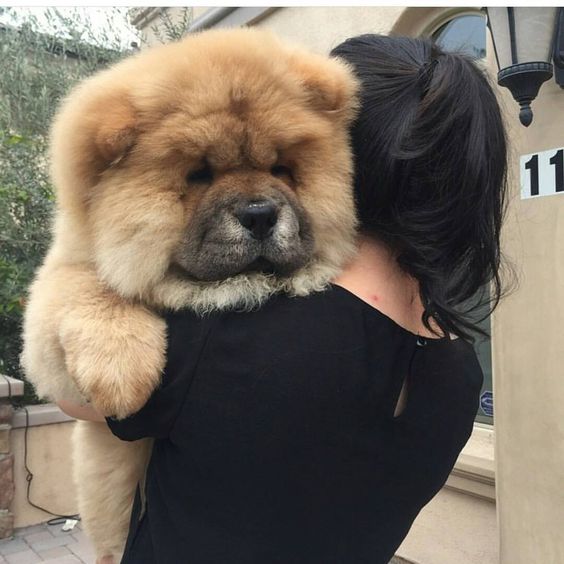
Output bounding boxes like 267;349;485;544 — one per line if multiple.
107;284;483;564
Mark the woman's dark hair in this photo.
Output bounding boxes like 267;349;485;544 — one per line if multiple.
331;34;509;340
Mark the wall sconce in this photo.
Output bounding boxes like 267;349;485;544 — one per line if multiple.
486;7;562;127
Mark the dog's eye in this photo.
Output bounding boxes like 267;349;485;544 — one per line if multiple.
187;163;213;184
271;165;295;186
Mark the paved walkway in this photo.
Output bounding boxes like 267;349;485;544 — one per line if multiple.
0;522;95;564
0;523;412;563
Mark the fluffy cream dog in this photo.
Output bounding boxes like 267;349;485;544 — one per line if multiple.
21;28;358;562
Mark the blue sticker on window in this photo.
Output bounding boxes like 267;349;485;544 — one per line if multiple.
480;390;494;417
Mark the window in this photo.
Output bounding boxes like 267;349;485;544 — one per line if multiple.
432;13;493;425
433;14;486;60
471;312;493;426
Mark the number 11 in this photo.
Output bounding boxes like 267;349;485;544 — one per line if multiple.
524;154;539;196
549;149;563;193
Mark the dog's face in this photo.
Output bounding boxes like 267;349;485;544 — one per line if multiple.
50;29;359;311
109;97;324;283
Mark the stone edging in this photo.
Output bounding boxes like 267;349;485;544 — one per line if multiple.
11;404;74;430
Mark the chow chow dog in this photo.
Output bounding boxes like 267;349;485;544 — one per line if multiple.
21;28;358;562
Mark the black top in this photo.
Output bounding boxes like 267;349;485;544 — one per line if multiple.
108;284;483;564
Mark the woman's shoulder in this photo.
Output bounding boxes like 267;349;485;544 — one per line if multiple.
237;283;404;341
162;284;403;359
163;284;467;351
163;284;367;330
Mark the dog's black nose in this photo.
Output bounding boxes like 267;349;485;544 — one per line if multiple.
235;201;278;240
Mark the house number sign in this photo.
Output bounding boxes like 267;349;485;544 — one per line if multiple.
520;146;564;199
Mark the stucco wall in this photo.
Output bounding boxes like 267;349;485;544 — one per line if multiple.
492;73;564;564
11;420;77;528
256;7;405;54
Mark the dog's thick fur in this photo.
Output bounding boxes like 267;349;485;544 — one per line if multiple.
21;29;358;561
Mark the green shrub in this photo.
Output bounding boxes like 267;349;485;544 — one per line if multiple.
0;8;136;403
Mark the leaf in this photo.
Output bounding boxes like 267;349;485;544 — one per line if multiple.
6;134;25;145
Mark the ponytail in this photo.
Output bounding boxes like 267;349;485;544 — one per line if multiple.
331;34;509;340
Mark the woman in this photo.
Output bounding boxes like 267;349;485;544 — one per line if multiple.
61;34;507;563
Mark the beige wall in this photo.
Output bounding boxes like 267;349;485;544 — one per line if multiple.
256;7;404;54
11;421;77;528
492;72;564;564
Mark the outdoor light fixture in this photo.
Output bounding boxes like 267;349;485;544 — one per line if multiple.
554;9;564;88
486;7;562;127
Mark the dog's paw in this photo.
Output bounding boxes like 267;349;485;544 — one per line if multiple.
60;307;167;419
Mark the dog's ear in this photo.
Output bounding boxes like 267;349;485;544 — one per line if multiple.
50;80;138;211
289;54;359;123
93;97;137;166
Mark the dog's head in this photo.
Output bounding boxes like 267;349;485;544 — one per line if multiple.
50;28;359;311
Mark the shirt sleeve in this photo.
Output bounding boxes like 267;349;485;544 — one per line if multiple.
106;309;215;441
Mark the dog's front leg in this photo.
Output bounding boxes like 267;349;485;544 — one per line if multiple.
54;266;167;419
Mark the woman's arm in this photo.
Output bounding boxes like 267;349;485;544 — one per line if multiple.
57;400;106;422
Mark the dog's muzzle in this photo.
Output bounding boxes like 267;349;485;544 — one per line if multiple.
173;192;314;281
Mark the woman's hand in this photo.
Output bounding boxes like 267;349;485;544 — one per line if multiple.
57;400;106;422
